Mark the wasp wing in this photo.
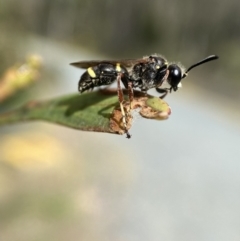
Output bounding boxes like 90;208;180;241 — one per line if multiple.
70;58;149;69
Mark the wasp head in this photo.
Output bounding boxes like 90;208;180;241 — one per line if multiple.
167;55;219;92
167;64;183;92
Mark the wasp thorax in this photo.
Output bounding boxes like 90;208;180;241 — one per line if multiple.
167;64;182;91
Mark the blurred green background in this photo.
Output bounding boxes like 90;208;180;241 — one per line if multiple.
1;1;240;241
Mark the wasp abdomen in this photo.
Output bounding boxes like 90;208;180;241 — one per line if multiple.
78;63;128;93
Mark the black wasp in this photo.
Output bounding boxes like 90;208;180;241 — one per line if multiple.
70;54;218;138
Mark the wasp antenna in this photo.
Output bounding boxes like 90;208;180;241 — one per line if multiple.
182;55;219;78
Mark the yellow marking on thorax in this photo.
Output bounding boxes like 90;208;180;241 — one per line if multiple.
116;63;121;72
156;62;168;69
87;67;96;78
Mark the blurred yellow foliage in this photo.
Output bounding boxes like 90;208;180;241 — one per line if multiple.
0;55;42;102
0;132;67;170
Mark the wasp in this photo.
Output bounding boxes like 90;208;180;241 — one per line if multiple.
70;54;218;138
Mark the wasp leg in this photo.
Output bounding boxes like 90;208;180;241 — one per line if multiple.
117;74;131;139
155;70;170;98
156;88;169;99
120;74;134;114
127;82;134;111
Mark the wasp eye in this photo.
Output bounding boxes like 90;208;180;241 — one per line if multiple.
167;64;182;91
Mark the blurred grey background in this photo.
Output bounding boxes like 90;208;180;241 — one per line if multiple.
0;0;240;241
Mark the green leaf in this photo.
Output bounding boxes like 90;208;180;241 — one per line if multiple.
0;90;171;136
